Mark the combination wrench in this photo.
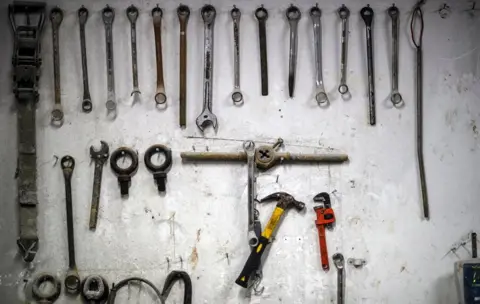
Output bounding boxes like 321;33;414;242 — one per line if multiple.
338;5;350;96
244;141;261;248
88;141;109;230
388;4;403;106
255;6;269;96
286;5;301;98
152;5;166;105
177;5;190;127
102;5;117;116
60;156;81;294
50;7;64;125
78;6;92;113
333;253;345;304
361;5;376;126
196;5;218;132
310;5;329;105
127;5;141;97
231;6;243;104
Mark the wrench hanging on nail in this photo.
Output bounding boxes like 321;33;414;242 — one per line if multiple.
102;5;117;115
244;141;261;248
50;7;64;125
152;5;167;105
177;5;190;127
338;5;350;96
127;5;140;97
361;5;376;126
255;6;269;96
388;4;403;106
310;5;329;105
78;6;92;113
196;5;218;132
231;6;244;105
286;5;301;98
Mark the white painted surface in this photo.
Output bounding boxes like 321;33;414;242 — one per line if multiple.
0;0;479;303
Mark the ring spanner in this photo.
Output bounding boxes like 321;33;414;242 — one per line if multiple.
286;5;301;98
338;5;350;96
153;5;166;105
50;7;64;125
231;6;243;105
361;5;376;126
310;5;329;105
244;141;261;248
102;5;117;115
127;5;140;97
255;6;268;96
178;5;190;127
388;4;403;106
78;6;92;113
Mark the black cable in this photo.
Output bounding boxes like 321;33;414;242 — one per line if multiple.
410;0;425;49
107;277;164;304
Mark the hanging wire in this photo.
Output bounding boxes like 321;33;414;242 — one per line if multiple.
411;0;425;49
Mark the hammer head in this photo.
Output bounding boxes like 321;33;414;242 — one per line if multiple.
260;192;305;211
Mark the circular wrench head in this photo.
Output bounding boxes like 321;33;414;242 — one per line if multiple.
201;5;216;23
144;144;172;173
231;5;241;20
286;5;301;21
309;5;321;18
333;253;345;270
110;147;139;176
338;5;350;19
51;108;64;123
243;140;255;152
90;141;109;160
232;91;244;104
155;92;167;105
338;84;349;95
60;155;75;170
65;273;81;295
126;5;139;23
316;91;329;105
50;7;63;24
255;6;268;21
78;6;88;23
152;5;163;18
105;99;116;111
387;4;399;18
391;92;403;105
82;99;93;113
82;275;109;301
360;5;374;26
32;273;61;302
177;4;190;20
102;5;115;24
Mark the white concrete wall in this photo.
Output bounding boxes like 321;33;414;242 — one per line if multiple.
1;0;479;302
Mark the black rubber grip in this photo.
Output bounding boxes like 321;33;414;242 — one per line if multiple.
235;236;269;288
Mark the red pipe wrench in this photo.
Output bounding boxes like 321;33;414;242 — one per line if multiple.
314;192;335;271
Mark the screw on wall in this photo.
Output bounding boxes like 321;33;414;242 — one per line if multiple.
465;1;480;17
438;3;451;18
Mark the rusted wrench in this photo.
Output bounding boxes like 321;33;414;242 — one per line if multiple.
102;5;117;116
127;5;140;97
388;4;403;106
78;6;92;113
361;5;376;125
88;141;109;230
231;6;243;104
152;5;166;105
178;5;190;127
50;7;64;125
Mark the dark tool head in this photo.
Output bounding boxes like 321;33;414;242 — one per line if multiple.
110;147;139;196
231;5;241;20
255;5;268;21
177;4;190;21
286;5;301;21
201;4;216;23
338;4;350;19
260;192;305;211
309;5;321;19
313;192;331;208
61;155;75;179
360;5;374;26
333;253;345;270
32;273;62;303
102;5;114;24
387;4;399;19
314;192;334;230
64;271;81;295
144;144;172;192
126;5;139;23
255;138;283;170
81;275;109;303
78;6;88;23
90;141;109;162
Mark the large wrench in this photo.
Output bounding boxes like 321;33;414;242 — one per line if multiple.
286;5;301;98
231;6;243;105
244;141;261;248
152;5;166;105
127;5;140;97
178;5;190;127
78;6;92;113
361;5;376;126
388;4;403;106
88;141;109;230
196;5;218;132
102;5;117;115
333;253;345;304
255;6;269;96
338;5;350;96
50;7;64;125
310;5;329;105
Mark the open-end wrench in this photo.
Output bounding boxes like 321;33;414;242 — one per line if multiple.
286;5;301;98
244;141;261;248
78;6;92;113
152;5;166;105
310;5;329;105
127;5;140;97
333;253;345;304
338;5;350;96
60;156;81;295
89;141;109;230
255;6;268;96
50;7;64;125
178;5;190;127
231;6;243;105
102;5;117;115
196;5;218;132
388;4;403;106
361;5;376;125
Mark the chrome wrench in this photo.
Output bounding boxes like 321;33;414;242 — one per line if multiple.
178;5;190;127
152;5;166;105
50;7;64;125
244;141;261;248
333;253;345;304
255;6;268;96
286;5;301;98
310;5;329;105
102;6;117;115
196;5;218;132
361;5;376;126
231;6;243;105
127;5;140;97
388;4;403;106
338;5;350;96
78;6;92;113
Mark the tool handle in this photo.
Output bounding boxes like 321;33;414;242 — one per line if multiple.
181;152;246;162
317;224;329;271
235;236;269;288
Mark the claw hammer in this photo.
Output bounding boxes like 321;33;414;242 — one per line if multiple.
314;192;335;271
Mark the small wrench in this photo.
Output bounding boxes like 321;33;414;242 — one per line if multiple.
255;6;269;96
102;5;117;115
177;5;190;127
50;7;64;125
78;6;92;113
88;141;109;230
361;5;376;126
338;5;350;96
310;5;329;105
127;5;140;97
388;4;403;106
60;156;81;294
244;141;261;248
152;5;166;105
333;253;345;304
286;5;301;98
231;6;243;104
196;5;218;132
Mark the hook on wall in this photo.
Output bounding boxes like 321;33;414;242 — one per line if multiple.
438;3;451;18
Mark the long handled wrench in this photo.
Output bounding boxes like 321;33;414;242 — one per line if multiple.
338;5;350;96
310;5;329;105
255;6;268;96
78;6;92;113
361;5;376;126
231;6;243;105
244;141;261;248
286;5;301;98
178;5;190;127
127;5;140;97
196;5;218;132
388;4;403;106
152;5;166;105
333;253;345;304
50;7;64;125
102;6;117;116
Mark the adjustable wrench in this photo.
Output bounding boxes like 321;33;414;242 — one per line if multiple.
333;253;345;304
50;7;64;125
78;6;92;113
286;5;301;98
127;5;140;97
361;5;376;126
231;6;243;104
255;6;269;96
244;141;261;248
102;5;117;115
310;5;329;105
152;5;166;105
196;5;218;132
338;5;350;96
88;141;109;230
388;4;403;106
177;5;190;127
